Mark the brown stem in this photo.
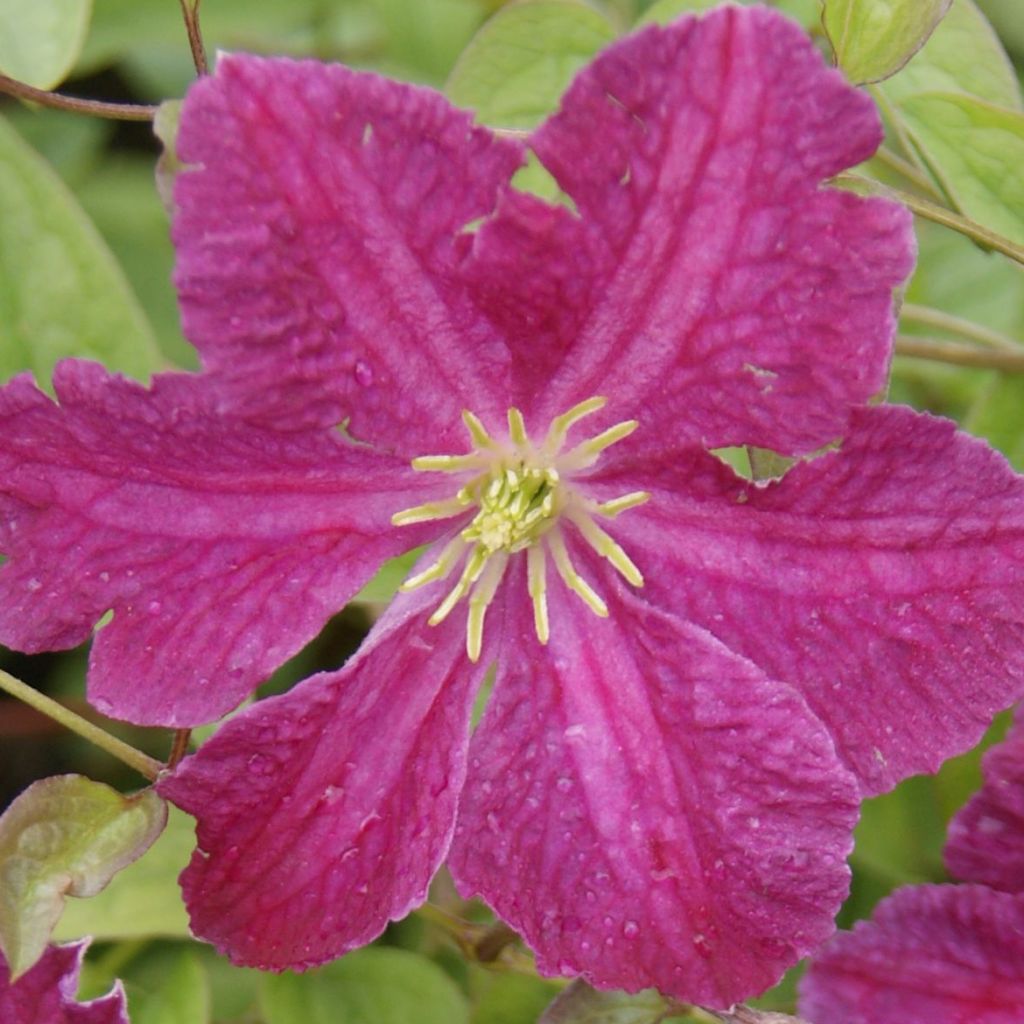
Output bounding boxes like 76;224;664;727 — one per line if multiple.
178;0;208;76
474;921;520;963
167;728;192;768
896;335;1024;373
0;72;157;121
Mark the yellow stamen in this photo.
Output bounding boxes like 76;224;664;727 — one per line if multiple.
466;552;509;661
542;395;607;456
594;492;650;518
462;409;496;450
391;496;471;527
508;407;529;447
527;544;549;645
429;545;488;626
399;536;466;591
549;529;608;618
411;453;489;473
568;509;644;587
559;420;639;471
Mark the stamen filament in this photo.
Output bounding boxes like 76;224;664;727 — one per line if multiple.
400;536;467;591
467;553;509;661
508;408;529;447
593;492;650;518
391;496;472;526
549;529;608;618
568;509;644;587
411;453;489;473
542;396;607;456
527;545;549;645
462;410;496;450
559;420;638;471
429;545;488;626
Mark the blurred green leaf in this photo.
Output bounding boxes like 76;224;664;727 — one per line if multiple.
124;948;211;1024
965;375;1024;469
447;0;615;128
195;947;264;1023
260;946;470;1024
822;0;951;85
54;805;194;942
899;93;1024;245
353;548;421;603
0;113;163;385
0;776;166;978
472;971;562;1024
638;0;818;29
538;980;686;1023
877;0;1021;109
0;0;93;88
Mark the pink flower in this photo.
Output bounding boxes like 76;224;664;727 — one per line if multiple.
800;716;1024;1023
0;942;128;1024
2;4;1024;1008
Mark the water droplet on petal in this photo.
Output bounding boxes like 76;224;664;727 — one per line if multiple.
622;920;639;938
354;359;374;387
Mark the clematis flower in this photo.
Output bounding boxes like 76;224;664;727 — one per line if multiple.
800;716;1024;1023
0;942;128;1024
3;3;1024;1009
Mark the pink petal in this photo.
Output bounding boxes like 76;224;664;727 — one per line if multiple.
800;885;1024;1024
157;582;489;969
598;404;1024;795
946;712;1024;893
173;53;521;451
0;363;445;726
448;565;859;1009
464;7;912;453
0;942;127;1024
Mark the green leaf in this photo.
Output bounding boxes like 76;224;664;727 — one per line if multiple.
639;0;819;30
54;805;195;942
898;93;1024;245
0;113;163;385
877;0;1021;109
471;968;561;1024
964;375;1024;470
538;980;685;1024
260;947;469;1024
446;0;616;129
0;776;166;979
352;547;422;603
822;0;951;85
124;948;211;1024
0;0;93;89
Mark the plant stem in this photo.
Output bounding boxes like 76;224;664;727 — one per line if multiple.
900;304;1023;351
874;146;942;200
178;0;209;76
0;670;162;781
0;73;158;121
168;728;192;768
895;335;1024;373
837;172;1024;266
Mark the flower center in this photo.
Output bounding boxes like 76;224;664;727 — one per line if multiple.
391;397;648;661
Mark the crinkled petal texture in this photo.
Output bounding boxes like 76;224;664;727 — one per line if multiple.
799;885;1024;1024
465;5;913;453
0;362;446;726
597;405;1024;795
158;582;492;969
448;566;859;1009
0;942;127;1024
173;51;521;451
946;712;1024;893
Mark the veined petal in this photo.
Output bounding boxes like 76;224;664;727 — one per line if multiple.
0;363;447;726
598;404;1024;795
0;941;127;1024
449;564;858;1009
946;711;1024;893
174;53;521;451
157;582;493;969
464;7;912;453
800;885;1024;1024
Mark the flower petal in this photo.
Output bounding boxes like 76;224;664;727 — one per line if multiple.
946;711;1024;893
465;7;912;453
0;363;444;726
174;53;521;451
599;404;1024;795
799;885;1024;1024
0;941;127;1024
448;565;859;1009
157;582;488;969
